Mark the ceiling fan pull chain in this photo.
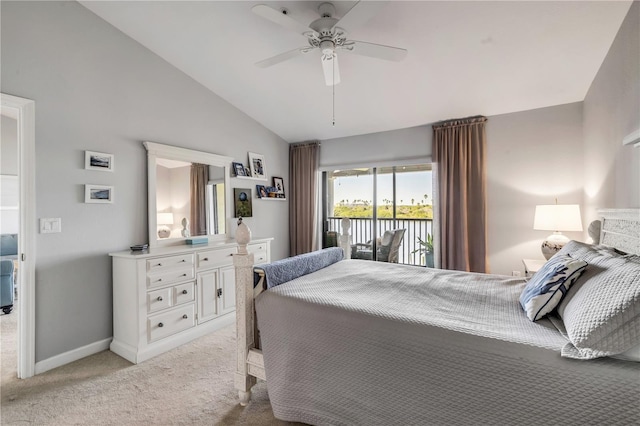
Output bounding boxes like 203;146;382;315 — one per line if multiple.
332;54;336;127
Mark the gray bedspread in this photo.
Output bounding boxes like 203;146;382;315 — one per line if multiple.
255;260;640;425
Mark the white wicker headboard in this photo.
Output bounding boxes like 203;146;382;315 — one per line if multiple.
598;209;640;255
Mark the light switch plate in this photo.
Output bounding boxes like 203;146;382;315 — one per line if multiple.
40;217;61;233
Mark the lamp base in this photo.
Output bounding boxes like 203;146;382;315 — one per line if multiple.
541;232;569;260
157;226;171;239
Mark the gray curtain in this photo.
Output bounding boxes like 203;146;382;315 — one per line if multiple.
289;141;319;256
432;116;488;273
190;163;209;237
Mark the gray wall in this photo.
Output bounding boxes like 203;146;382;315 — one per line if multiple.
486;103;584;275
320;103;585;276
1;115;18;175
318;3;639;275
1;1;289;362
1;115;19;234
320;125;431;169
583;0;640;220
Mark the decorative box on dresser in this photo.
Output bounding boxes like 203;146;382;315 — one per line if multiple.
109;238;272;364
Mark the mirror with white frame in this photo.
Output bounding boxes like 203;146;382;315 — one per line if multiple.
144;141;233;247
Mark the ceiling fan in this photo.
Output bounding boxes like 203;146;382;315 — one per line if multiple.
252;1;408;86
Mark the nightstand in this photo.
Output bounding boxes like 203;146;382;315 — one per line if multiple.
522;258;546;278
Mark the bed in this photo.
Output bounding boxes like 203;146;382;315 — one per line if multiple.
232;209;640;425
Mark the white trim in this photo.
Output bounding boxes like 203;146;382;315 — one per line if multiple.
319;156;432;172
622;129;640;148
1;93;36;379
35;338;112;375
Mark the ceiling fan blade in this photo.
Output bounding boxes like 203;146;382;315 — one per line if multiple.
333;1;388;31
344;40;407;62
252;4;312;35
322;54;341;86
256;48;307;68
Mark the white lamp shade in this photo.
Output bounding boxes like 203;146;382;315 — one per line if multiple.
533;204;583;232
157;212;174;225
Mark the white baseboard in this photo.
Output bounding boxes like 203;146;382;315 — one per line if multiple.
35;337;112;375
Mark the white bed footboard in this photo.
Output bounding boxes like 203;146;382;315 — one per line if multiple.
233;221;261;406
233;219;352;405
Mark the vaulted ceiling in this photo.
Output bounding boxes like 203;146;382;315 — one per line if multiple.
80;1;632;142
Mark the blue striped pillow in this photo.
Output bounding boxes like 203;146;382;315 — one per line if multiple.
519;255;588;321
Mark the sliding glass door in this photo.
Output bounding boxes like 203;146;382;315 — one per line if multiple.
323;164;433;266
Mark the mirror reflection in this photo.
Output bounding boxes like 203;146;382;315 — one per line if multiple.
155;158;226;240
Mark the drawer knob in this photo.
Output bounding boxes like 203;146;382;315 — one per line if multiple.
157;296;163;301
158;322;164;328
182;273;187;277
182;314;188;319
203;257;209;261
181;259;186;262
157;278;162;282
182;289;188;294
156;263;162;267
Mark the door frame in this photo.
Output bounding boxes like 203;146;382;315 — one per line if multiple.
1;93;36;378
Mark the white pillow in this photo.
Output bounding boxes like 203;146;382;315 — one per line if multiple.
519;254;587;321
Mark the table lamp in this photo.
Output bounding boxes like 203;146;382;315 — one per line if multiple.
157;212;174;239
533;204;583;260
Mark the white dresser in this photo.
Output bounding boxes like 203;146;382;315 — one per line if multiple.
109;238;271;364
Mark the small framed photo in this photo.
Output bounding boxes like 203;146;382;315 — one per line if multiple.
85;151;114;172
244;166;252;177
272;177;285;198
85;184;114;203
248;152;266;180
232;162;246;177
256;185;267;198
234;188;253;218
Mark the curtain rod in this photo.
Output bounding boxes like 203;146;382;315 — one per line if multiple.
432;115;487;130
290;140;320;147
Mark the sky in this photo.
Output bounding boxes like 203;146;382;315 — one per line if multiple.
332;170;433;206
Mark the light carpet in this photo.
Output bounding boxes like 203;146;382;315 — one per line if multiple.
1;308;301;425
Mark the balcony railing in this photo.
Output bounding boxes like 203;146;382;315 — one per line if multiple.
327;217;433;266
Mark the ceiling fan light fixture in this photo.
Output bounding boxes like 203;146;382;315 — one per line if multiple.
322;53;340;86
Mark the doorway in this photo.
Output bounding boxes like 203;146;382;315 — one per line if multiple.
1;93;36;379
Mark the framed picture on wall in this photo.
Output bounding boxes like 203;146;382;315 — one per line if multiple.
85;184;114;203
248;152;266;180
234;188;253;217
85;151;114;172
272;177;285;198
256;185;267;198
232;162;246;177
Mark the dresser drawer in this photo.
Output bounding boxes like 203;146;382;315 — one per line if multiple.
147;267;194;288
252;251;268;263
173;282;195;305
249;243;267;254
146;254;194;273
249;243;268;263
148;304;195;342
197;247;235;269
147;287;172;313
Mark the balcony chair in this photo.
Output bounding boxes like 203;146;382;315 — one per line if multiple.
351;228;406;263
